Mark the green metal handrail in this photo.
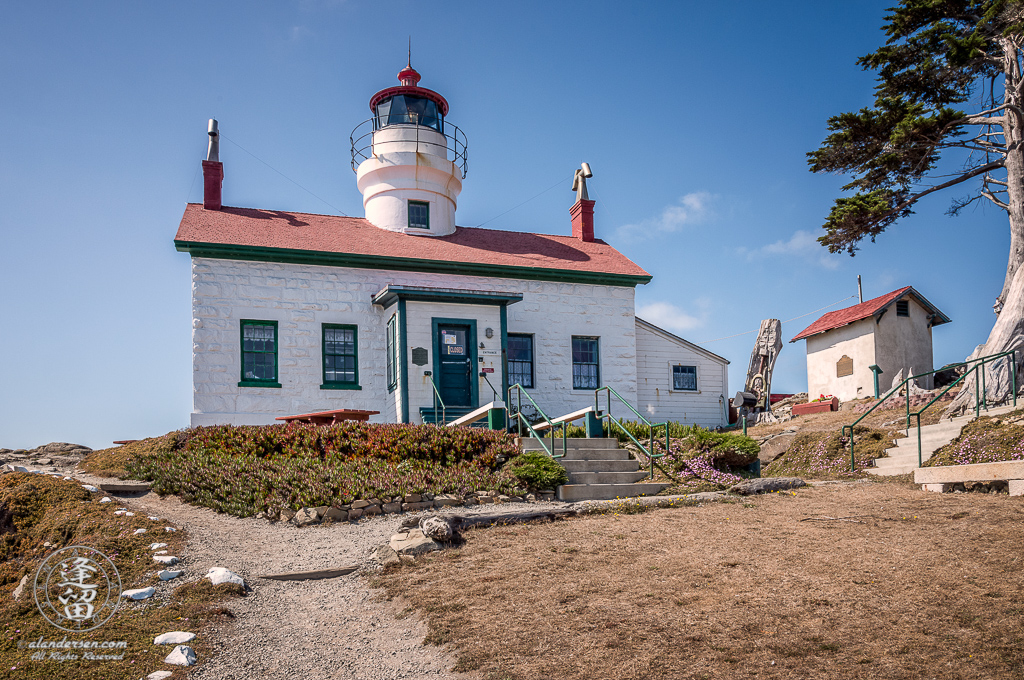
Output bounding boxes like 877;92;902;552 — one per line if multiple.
508;384;567;459
842;348;1018;471
594;385;669;479
425;373;446;426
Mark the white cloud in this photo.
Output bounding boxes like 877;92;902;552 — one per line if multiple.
741;229;840;270
618;192;714;238
636;300;709;333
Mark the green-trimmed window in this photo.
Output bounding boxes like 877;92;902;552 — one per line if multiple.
408;200;429;229
571;336;600;390
507;334;534;388
321;324;360;390
239;320;281;387
386;314;398;392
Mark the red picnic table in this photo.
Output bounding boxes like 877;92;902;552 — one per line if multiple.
275;409;380;426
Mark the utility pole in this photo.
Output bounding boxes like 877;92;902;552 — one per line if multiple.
857;274;863;303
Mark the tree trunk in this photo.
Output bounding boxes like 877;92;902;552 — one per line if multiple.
945;261;1024;416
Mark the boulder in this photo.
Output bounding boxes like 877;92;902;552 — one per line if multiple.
757;433;797;464
433;494;462;507
363;504;382;516
323;507;347;521
351;499;372;509
292;508;321;527
133;528;147;535
729;477;806;496
81;484;99;493
389;529;443;556
348;507;363;520
419;516;454;542
146;672;173;680
373;544;401;566
382;502;402;514
121;587;156;601
149;542;168;550
206;567;244;587
99;497;112;503
164;645;197;666
279;508;296;522
154;555;179;565
35;458;52;465
154;631;196;645
12;575;28;601
158;570;182;581
35;442;92;454
401;501;433;512
403;494;422;504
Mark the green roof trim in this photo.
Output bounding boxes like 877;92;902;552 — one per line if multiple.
174;240;652;287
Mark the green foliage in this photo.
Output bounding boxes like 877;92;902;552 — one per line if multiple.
923;411;1024;466
506;451;569;491
117;423;523;517
808;0;1018;255
763;427;891;479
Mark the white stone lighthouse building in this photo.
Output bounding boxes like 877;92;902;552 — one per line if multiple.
175;63;729;428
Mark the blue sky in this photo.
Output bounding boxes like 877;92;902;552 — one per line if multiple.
0;1;1009;449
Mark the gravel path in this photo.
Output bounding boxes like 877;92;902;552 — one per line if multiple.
72;470;566;680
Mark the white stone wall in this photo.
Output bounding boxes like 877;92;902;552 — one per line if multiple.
873;297;936;390
635;323;729;427
805;318;877;402
189;257;638;426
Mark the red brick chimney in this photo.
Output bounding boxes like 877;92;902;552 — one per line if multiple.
570;199;595;242
202;119;223;210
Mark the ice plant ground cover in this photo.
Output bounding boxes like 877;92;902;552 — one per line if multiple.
923;410;1024;467
763;427;893;479
0;473;242;680
84;423;527;517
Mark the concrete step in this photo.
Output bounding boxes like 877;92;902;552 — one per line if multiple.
560;459;640;473
566;471;649;485
519;437;621;451
557;482;671;502
875;453;933;468
867;464;920;477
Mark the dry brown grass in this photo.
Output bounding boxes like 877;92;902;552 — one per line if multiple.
373;483;1024;680
749;397;952;438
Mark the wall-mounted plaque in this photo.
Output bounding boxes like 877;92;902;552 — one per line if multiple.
836;355;853;377
411;347;429;366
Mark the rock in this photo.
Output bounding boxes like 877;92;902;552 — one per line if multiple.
154;550;168;555
154;555;179;565
133;528;147;535
462;497;478;506
206;567;245;587
147;672;173;680
35;442;92;454
279;508;296;522
164;645;197;666
154;631;196;645
12;575;28;601
35;458;52;465
99;497;112;503
158;570;183;581
323;507;348;521
497;495;510;503
121;587;156;600
292;508;321;526
422;492;435;501
382;502;402;514
433;494;462;507
81;484;99;493
728;477;806;496
419;516;454;542
402;501;433;512
351;499;372;509
149;542;168;550
362;504;382;516
114;510;127;516
509;496;524;503
348;507;363;520
314;505;329;516
164;527;177;533
148;516;160;521
389;529;443;556
526;494;537;502
124;512;135;517
367;497;383;506
757;433;797;464
403;494;422;504
373;544;401;566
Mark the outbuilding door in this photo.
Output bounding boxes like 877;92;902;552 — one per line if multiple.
436;324;473;407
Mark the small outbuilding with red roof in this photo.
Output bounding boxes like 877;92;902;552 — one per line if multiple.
789;286;951;402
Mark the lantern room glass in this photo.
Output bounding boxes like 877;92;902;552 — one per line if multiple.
374;95;443;132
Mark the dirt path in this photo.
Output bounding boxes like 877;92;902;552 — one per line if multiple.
73;474;509;680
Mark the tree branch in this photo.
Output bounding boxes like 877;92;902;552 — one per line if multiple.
891;160;1005;216
983;189;1010;210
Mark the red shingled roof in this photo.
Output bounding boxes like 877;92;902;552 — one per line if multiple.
790;286;950;342
174;204;651;280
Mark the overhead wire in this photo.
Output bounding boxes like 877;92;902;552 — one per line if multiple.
696;294;859;344
473;174;573;228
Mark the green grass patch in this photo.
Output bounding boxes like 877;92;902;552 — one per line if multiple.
923;411;1024;467
0;473;240;679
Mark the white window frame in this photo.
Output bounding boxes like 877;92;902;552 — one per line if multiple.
667;362;700;394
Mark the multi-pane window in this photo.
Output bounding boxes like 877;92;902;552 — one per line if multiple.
240;320;279;386
571;336;600;390
673;365;698;391
507;334;534;388
408;201;429;229
896;300;910;317
322;324;358;388
386;315;398;392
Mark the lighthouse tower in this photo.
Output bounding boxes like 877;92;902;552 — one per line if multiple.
352;62;467;237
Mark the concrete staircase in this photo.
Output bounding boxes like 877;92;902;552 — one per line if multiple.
519;436;670;501
868;404;1017;476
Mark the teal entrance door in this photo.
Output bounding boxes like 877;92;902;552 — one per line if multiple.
437;324;472;406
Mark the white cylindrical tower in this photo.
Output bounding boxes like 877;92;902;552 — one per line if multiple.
351;63;467;237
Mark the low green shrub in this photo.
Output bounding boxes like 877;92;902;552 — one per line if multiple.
763;426;890;478
506;451;569;491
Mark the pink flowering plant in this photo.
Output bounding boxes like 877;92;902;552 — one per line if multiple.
647;425;759;490
763;427;890;479
923;412;1024;467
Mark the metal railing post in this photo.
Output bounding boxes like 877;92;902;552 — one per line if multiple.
975;365;981;419
916;414;922;468
847;426;855;472
980;357;988;411
1013;350;1018;408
